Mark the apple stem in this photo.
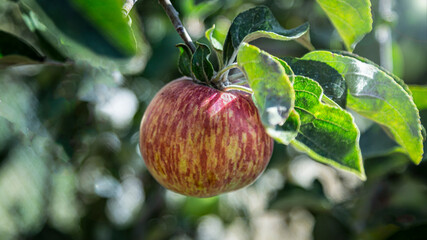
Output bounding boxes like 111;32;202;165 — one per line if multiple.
159;0;196;53
223;85;254;94
212;63;239;84
122;0;138;16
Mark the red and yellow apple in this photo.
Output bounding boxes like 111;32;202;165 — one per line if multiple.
139;77;273;197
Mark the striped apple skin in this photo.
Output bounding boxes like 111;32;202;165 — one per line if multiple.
139;77;274;197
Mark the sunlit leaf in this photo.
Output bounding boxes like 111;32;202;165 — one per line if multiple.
303;51;423;164
224;6;312;64
291;76;365;179
237;43;296;144
191;43;214;83
409;85;427;111
316;0;372;51
334;51;411;94
264;56;300;144
274;57;295;83
282;57;347;107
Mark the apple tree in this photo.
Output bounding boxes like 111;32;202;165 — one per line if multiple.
0;0;426;239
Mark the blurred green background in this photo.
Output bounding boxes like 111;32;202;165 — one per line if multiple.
0;0;426;239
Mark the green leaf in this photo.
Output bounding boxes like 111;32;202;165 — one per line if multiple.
223;6;312;64
272;110;301;145
274;57;295;83
19;0;149;73
26;0;137;57
333;51;411;94
191;43;214;83
290;76;365;179
269;181;331;212
181;0;221;19
176;44;193;77
316;0;372;51
205;25;224;52
282;57;347;107
409;85;427;111
268;58;300;143
237;43;296;143
360;124;405;159
205;24;224;69
0;30;44;61
364;152;411;180
303;51;423;164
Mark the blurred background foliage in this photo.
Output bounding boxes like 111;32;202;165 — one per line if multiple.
0;0;426;239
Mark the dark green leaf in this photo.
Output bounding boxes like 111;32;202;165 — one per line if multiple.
291;76;365;179
364;152;409;180
282;57;347;108
237;43;296;144
409;85;427;111
303;51;424;164
223;6;312;64
316;0;372;51
419;110;427;161
360;124;405;159
191;43;214;83
386;223;427;240
269;181;331;212
176;44;193;77
0;30;44;61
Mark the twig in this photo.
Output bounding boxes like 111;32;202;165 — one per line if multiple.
122;0;138;16
159;0;196;53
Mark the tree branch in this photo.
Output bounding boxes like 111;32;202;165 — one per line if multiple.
158;0;196;53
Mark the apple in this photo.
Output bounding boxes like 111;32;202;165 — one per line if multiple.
139;77;274;197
